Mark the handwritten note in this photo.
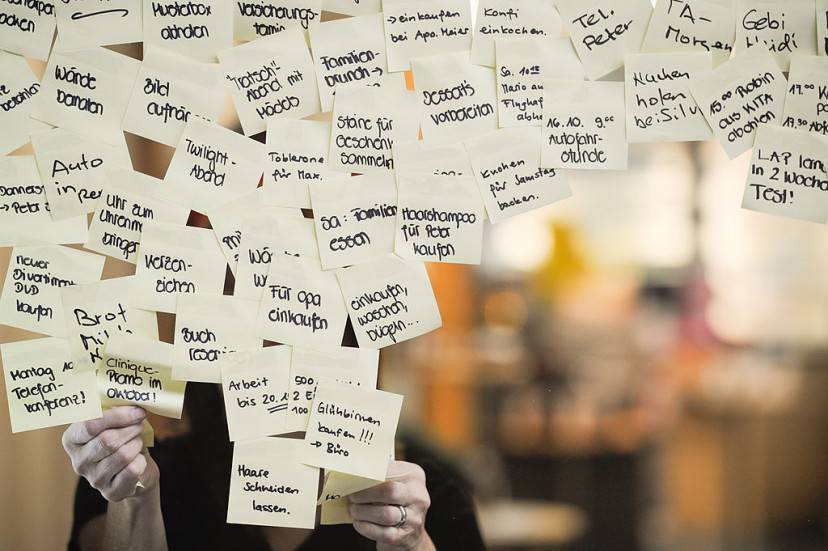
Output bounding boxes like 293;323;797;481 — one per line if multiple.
0;245;104;337
0;0;56;60
122;46;224;147
55;0;142;51
0;156;89;247
99;333;186;418
228;437;319;528
233;0;321;42
383;0;473;72
0;52;51;155
163;119;265;213
642;0;736;65
690;45;787;158
286;346;379;433
820;0;828;55
319;469;389;525
412;52;498;146
142;0;233;62
742;124;828;223
220;346;291;441
218;29;320;136
495;36;584;128
264;118;330;209
782;55;828;136
323;0;380;16
541;80;628;170
464;127;571;223
734;0;817;71
32;127;132;220
392;140;473;176
556;0;653;80
235;216;319;301
328;81;420;173
61;276;158;372
301;381;402;480
309;13;388;111
256;255;348;349
173;294;261;383
470;0;562;67
336;255;442;348
207;189;301;274
132;221;228;313
1;337;101;433
625;52;713;143
86;168;190;264
32;47;140;145
309;173;397;270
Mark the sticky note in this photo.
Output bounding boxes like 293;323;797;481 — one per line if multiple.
99;333;186;419
309;172;397;270
233;0;322;42
86;168;190;264
264;118;331;209
301;381;402;480
172;294;261;383
310;13;389;112
541;80;628;170
464;127;571;223
207;189;302;274
392;141;473;177
142;0;233;62
322;0;380;16
220;346;291;441
642;0;736;65
495;36;585;128
122;46;224;147
32;47;140;145
132;221;228;314
556;0;653;80
690;45;787;159
0;0;56;60
336;255;442;349
320;470;386;525
0;246;104;337
227;437;319;528
286;346;379;433
471;0;562;67
734;0;817;71
218;29;320;136
55;0;142;51
0;52;51;155
625;52;713;143
255;255;348;349
1;337;102;433
383;0;473;73
32;127;132;220
163;119;265;214
61;276;159;372
0;156;89;247
819;0;828;56
781;55;828;136
234;215;319;301
412;52;498;147
742;124;828;223
328;82;420;174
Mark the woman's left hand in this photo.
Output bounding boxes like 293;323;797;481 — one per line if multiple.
348;461;436;551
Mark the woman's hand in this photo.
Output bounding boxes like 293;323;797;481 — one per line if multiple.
348;461;436;551
62;406;158;502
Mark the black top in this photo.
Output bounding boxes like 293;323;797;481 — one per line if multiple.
68;434;487;551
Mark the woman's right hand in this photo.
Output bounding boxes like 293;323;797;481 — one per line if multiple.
62;406;159;502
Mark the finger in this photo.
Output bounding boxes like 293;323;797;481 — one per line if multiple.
353;520;402;546
105;453;147;502
350;503;406;527
64;407;146;446
81;422;146;466
386;460;424;481
349;480;410;505
89;436;144;489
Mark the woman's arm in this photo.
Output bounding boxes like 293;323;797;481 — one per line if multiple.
63;407;169;551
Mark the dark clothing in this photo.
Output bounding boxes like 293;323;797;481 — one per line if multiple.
68;434;486;551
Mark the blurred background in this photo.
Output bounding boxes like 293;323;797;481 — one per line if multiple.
3;7;828;551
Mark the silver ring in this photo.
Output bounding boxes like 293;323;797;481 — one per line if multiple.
135;480;146;492
394;504;407;528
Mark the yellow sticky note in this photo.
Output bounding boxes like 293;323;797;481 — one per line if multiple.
143;0;233;62
2;337;102;433
471;0;563;68
322;0;380;17
263;119;330;210
642;0;735;65
233;0;322;42
782;55;828;136
319;471;385;525
0;53;51;155
734;0;817;72
55;0;142;51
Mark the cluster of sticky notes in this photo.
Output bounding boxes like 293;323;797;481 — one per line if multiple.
2;0;828;533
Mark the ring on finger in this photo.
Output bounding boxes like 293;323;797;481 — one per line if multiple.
394;504;407;528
